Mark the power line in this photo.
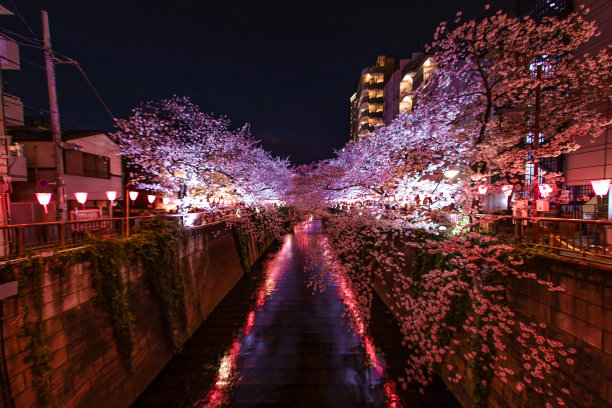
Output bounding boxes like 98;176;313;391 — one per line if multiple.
7;0;38;40
20;56;46;71
0;27;41;45
0;19;116;123
53;53;116;121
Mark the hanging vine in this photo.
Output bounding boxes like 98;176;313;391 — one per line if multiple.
128;218;187;351
232;223;252;274
15;256;52;407
87;237;135;373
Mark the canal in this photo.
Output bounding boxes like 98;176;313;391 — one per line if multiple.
132;221;459;407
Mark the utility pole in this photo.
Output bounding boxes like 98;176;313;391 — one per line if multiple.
41;10;67;221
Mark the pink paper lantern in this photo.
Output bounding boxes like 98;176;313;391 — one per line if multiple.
129;191;139;203
162;197;170;205
74;192;88;208
35;192;52;214
147;194;156;204
538;184;553;197
106;191;117;201
590;179;611;197
501;184;513;197
478;185;489;195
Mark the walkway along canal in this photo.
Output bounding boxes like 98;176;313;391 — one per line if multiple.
133;221;459;407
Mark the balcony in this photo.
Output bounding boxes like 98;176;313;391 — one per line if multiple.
0;36;19;70
3;93;23;126
8;155;26;182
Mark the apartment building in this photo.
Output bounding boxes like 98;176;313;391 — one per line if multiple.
350;56;396;141
383;52;437;125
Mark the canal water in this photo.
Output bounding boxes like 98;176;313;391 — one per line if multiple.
132;221;459;407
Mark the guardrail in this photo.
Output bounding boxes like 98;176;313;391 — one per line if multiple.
0;216;156;259
0;211;238;260
477;215;612;262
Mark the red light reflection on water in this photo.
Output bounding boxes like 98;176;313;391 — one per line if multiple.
197;233;293;407
335;254;402;408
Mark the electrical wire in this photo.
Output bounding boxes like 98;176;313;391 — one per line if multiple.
52;52;116;121
0;26;41;45
7;0;38;40
19;56;46;71
0;19;116;123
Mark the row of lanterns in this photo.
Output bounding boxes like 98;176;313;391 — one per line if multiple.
35;190;172;214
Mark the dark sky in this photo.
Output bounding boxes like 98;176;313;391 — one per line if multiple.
2;0;513;165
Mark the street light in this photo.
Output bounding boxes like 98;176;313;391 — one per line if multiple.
106;191;117;218
477;185;489;195
35;192;52;214
129;191;139;204
590;179;611;197
147;194;156;207
501;184;514;197
538;184;553;198
74;192;88;209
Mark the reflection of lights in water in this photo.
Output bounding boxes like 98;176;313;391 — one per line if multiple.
334;253;401;407
198;233;293;407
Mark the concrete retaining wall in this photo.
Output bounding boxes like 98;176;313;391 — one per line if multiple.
0;221;274;408
374;250;612;408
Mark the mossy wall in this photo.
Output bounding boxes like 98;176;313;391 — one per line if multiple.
0;221;272;408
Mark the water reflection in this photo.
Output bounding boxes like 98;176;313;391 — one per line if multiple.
133;221;459;408
198;234;293;407
196;222;403;407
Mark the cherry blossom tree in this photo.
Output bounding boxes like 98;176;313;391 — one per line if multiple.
418;7;611;202
114;96;293;210
295;8;610;408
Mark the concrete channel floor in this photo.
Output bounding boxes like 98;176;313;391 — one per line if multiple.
132;221;460;408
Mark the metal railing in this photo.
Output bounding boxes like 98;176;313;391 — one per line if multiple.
477;215;612;263
0;211;237;260
0;216;155;259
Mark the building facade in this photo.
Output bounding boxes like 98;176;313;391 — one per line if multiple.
350;56;396;141
8;125;124;224
516;0;611;217
382;52;437;125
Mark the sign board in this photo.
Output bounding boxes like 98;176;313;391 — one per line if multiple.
536;200;550;212
38;179;49;187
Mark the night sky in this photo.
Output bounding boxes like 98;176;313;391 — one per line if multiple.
2;0;513;165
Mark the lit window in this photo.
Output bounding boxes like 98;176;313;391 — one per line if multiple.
525;163;534;186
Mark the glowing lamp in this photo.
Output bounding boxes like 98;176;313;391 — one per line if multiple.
538;184;553;197
478;185;489;195
147;195;156;204
129;191;139;203
106;191;117;218
106;191;117;201
35;192;52;214
444;169;459;179
590;179;611;197
502;184;513;197
74;192;88;209
162;197;170;205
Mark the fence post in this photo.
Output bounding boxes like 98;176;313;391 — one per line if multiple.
16;227;24;255
532;221;540;245
59;223;66;248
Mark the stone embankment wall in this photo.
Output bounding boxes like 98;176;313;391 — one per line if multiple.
374;251;612;408
0;222;274;408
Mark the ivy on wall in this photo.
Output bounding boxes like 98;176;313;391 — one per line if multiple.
128;218;187;351
87;237;135;373
15;256;52;407
1;216;188;405
232;224;252;274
